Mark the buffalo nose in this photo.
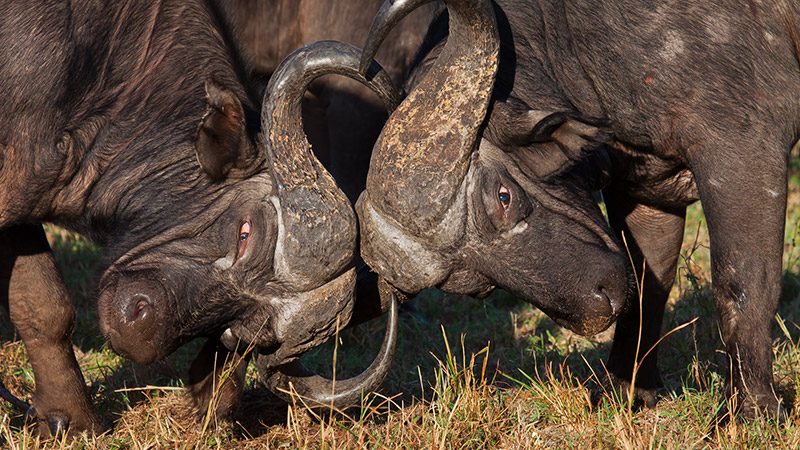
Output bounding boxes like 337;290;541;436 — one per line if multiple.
595;284;624;317
99;274;165;365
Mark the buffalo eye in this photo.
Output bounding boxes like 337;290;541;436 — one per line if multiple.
237;220;251;259
498;185;511;210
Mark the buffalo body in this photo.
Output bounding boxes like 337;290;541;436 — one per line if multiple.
358;0;800;418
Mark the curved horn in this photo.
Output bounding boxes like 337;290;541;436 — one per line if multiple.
358;0;499;243
259;291;399;408
264;41;400;289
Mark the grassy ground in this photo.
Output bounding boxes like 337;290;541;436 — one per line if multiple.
2;166;800;448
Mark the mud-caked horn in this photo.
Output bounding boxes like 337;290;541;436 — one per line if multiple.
358;0;499;243
264;41;400;290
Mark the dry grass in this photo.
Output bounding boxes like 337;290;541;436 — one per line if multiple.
2;167;800;448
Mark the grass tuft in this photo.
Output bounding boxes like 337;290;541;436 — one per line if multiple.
2;168;800;447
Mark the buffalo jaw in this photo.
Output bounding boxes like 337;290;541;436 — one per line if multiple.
257;292;399;409
224;268;358;368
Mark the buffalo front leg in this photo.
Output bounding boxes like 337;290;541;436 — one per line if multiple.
601;191;686;408
188;335;248;422
692;153;787;419
0;224;101;435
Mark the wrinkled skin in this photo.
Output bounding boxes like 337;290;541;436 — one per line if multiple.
360;0;800;419
0;0;377;436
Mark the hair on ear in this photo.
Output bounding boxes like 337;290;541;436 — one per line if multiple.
194;79;257;180
483;98;612;179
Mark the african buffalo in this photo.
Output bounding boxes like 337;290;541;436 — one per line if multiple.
0;0;398;436
202;0;437;325
357;0;799;418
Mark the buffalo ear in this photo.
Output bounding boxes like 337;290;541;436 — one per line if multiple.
484;99;612;179
194;79;257;180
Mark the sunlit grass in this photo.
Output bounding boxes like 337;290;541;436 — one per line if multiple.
1;166;800;447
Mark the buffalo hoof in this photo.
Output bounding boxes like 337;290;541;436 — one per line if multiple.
45;412;69;438
590;372;661;411
25;406;65;438
25;404;103;437
724;392;787;424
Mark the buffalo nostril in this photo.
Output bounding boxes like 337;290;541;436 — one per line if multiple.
598;286;623;316
103;276;165;364
134;299;150;320
125;294;154;323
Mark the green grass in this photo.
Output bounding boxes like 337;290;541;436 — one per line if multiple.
2;170;800;448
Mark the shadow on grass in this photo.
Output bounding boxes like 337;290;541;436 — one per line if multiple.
299;251;800;426
301;288;616;410
4;220;800;438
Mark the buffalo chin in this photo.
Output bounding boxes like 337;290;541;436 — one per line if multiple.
557;314;618;337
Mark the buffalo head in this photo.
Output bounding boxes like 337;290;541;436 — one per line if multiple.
356;0;632;335
96;40;400;403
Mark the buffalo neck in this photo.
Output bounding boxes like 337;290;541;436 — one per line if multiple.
0;0;255;241
522;0;697;208
410;0;695;207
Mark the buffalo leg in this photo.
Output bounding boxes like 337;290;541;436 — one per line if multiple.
601;192;686;407
691;150;787;419
188;336;248;421
0;224;101;435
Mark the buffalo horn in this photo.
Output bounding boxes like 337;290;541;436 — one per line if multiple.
260;291;399;408
358;0;500;243
263;41;400;290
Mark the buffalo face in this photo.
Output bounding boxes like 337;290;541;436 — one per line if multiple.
98;42;400;367
358;137;631;336
357;0;632;336
97;176;281;364
460;140;629;335
97;41;401;407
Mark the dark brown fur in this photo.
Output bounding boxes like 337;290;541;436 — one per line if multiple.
401;0;800;418
0;0;304;436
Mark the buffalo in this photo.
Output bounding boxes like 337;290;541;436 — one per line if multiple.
0;0;398;436
357;0;798;419
202;0;438;326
